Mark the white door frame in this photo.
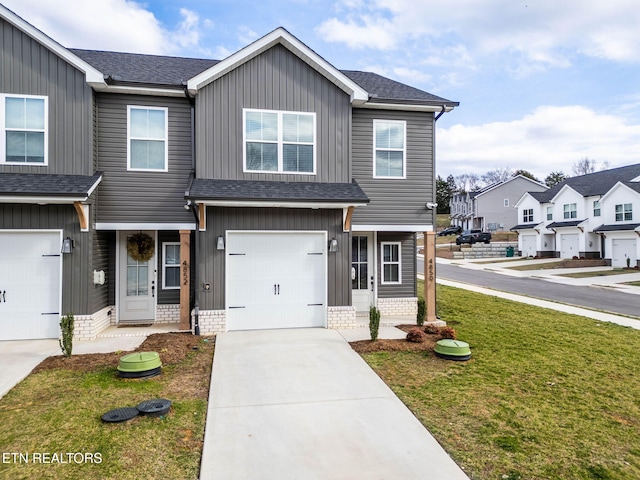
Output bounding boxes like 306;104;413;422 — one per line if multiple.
116;230;157;324
352;232;377;312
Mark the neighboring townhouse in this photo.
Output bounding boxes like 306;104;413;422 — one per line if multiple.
0;5;458;340
512;163;640;265
450;175;548;232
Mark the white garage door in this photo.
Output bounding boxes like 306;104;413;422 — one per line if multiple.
0;231;62;340
521;235;536;257
226;232;327;331
612;239;637;268
560;234;579;259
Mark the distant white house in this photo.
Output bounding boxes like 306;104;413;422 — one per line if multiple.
450;175;548;232
512;164;640;267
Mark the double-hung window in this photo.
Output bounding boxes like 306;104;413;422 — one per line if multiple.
128;106;168;171
381;242;401;284
563;203;577;219
244;109;315;174
162;243;180;289
546;206;553;221
593;200;601;217
1;94;47;165
615;203;633;221
374;120;406;178
523;208;534;223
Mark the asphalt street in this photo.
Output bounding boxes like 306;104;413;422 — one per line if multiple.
421;259;640;320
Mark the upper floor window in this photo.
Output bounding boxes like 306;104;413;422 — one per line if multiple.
381;242;401;284
162;242;180;289
563;203;577;219
504;199;509;207
244;109;315;174
374;120;406;178
1;94;47;165
546;206;553;221
615;203;632;221
593;200;601;217
523;208;534;223
128;106;168;171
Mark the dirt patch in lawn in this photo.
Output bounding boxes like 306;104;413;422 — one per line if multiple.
350;325;442;354
32;332;213;375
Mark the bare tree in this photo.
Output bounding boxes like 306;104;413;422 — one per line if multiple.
572;157;597;176
482;167;512;185
455;173;481;192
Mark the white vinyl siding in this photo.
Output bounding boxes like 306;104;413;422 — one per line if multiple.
381;242;401;284
373;120;406;178
1;94;48;165
244;109;316;174
162;242;180;289
127;106;168;171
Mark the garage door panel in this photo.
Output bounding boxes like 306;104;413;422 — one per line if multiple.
612;239;637;268
226;232;326;331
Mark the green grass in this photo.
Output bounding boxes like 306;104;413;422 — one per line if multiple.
623;281;640;287
0;339;214;480
362;282;640;479
559;269;635;278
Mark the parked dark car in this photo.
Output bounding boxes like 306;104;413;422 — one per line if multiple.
437;226;462;236
456;229;492;245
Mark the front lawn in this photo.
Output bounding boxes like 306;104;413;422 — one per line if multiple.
360;283;640;479
0;333;214;480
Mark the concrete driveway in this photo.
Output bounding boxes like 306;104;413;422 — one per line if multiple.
200;328;469;480
0;339;59;399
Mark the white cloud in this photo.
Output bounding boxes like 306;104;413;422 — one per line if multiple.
315;16;397;50
436;106;640;179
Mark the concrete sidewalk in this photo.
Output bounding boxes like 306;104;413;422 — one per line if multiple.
199;328;469;480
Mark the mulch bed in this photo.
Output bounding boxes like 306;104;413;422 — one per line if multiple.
349;324;443;354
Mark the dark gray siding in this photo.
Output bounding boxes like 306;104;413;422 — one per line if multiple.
352;109;435;226
157;230;195;305
377;232;416;298
0;18;94;175
198;207;349;310
0;204;92;314
95;93;194;224
90;230;112;312
195;44;351;183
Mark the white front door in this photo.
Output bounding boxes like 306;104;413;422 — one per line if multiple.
352;234;373;312
560;233;579;259
226;232;327;331
612;238;637;268
0;231;61;340
119;231;156;323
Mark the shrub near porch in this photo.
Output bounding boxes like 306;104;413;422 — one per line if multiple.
360;282;640;479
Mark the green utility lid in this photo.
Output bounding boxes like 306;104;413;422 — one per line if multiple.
434;339;471;361
117;352;162;373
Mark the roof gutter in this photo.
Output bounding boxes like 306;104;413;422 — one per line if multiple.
434;105;447;122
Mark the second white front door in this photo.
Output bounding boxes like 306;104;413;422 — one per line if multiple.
352;234;373;312
119;231;156;323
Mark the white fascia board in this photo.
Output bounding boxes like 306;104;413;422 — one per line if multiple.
549;184;578;203
86;174;103;197
101;85;186;97
198;200;369;209
352;224;433;232
0;195;88;204
599;181;638;203
186;27;368;104
0;5;106;88
95;223;195;230
359;102;456;113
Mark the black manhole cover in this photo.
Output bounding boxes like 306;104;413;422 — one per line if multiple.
101;407;139;423
137;398;172;417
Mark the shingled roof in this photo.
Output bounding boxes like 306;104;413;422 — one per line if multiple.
70;49;457;105
0;172;102;200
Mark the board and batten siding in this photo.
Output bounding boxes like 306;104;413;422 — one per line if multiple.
377;232;416;298
0;203;93;315
95;94;194;224
198;207;350;311
195;44;351;183
351;109;435;226
0;17;94;175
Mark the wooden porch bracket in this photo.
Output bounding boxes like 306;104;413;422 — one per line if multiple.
73;201;89;231
343;206;354;231
199;204;206;231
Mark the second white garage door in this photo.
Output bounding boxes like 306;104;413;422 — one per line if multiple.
226;232;327;331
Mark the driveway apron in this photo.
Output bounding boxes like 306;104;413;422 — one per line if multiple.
200;328;469;480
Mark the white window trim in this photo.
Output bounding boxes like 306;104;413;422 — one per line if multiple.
243;108;317;175
0;94;49;166
523;208;534;223
593;200;601;217
504;199;509;207
373;119;406;179
546;206;553;221
162;242;180;290
381;241;402;285
127;105;169;172
563;203;577;219
615;203;633;222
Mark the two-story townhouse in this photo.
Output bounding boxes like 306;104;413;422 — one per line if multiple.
450;176;548;232
0;5;458;340
512;163;640;262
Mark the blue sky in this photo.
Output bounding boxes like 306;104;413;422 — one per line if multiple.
4;0;640;183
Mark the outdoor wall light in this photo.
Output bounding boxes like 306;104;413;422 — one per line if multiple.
328;238;339;253
216;236;225;250
588;241;593;247
61;236;74;254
